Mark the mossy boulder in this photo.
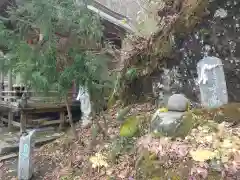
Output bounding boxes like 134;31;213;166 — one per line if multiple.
151;110;202;138
151;111;184;137
173;111;202;138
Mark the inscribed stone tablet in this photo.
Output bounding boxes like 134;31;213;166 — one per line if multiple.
18;130;35;180
197;56;228;108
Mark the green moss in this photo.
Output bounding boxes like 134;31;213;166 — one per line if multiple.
173;112;202;139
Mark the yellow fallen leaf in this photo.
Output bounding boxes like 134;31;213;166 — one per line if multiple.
221;155;229;163
158;107;168;112
121;18;127;24
89;153;108;168
190;149;216;162
221;139;233;149
205;135;213;143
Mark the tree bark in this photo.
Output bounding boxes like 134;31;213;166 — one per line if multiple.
102;113;108;135
65;96;77;138
95;116;108;139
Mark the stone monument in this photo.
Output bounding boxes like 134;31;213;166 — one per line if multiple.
197;56;228;108
76;85;92;127
18;130;36;180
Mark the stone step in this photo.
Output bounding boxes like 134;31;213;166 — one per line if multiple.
0;134;62;156
0;153;18;162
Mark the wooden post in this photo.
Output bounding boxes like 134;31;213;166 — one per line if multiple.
8;111;13;129
7;70;13;129
20;112;27;134
8;69;13;102
0;72;4;101
59;111;65;131
0;72;3;125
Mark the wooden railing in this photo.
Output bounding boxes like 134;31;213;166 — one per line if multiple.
0;90;76;108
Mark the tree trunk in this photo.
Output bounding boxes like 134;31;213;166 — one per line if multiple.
102;113;108;134
95;116;108;139
65;96;77;138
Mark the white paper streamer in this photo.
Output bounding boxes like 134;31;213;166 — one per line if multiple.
198;64;223;85
76;86;91;122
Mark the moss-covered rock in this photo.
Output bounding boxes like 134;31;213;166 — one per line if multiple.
151;111;185;137
151;109;204;139
173;111;203;138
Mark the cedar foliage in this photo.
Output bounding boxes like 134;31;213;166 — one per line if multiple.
0;0;113;136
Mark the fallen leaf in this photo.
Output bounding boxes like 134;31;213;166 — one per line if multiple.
106;168;114;175
221;155;229;163
196;167;208;178
158;107;168;112
121;18;127;24
205;135;213;143
118;169;129;179
221;139;233;149
190;149;216;162
89;153;109;168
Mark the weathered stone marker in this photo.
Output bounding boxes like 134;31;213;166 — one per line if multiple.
76;85;92;127
18;130;36;180
197;56;228;108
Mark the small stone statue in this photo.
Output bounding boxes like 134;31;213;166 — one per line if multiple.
18;92;28;108
76;85;92;127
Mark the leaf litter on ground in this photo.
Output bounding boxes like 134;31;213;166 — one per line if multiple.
137;112;240;179
1;103;240;179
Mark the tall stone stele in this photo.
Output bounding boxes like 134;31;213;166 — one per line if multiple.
197;56;228;108
18;130;36;180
